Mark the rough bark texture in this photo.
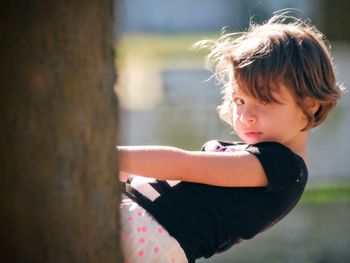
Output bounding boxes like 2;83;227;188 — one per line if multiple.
0;1;122;262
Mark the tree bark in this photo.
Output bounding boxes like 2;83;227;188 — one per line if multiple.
0;1;122;262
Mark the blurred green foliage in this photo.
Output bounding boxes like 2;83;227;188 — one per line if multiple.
302;182;350;204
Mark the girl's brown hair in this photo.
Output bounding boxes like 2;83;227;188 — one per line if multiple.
194;14;344;130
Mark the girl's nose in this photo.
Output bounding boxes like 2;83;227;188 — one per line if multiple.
239;108;257;124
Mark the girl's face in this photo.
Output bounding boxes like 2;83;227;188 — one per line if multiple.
232;84;308;149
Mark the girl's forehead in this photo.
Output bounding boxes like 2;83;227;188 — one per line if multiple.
232;83;295;103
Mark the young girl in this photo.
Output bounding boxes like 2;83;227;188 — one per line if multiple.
118;14;343;263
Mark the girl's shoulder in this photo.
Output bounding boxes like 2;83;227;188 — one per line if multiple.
201;140;308;190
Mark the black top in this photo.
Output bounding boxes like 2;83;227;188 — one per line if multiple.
124;141;308;263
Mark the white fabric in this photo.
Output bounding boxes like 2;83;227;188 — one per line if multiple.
130;176;160;201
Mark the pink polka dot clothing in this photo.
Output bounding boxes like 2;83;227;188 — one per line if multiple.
120;197;188;263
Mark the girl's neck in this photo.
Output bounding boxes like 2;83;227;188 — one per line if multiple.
292;144;308;163
284;132;309;163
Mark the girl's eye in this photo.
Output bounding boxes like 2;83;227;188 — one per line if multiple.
233;98;245;105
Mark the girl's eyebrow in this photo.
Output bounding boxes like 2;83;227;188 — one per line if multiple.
232;89;249;97
231;91;242;99
232;89;243;95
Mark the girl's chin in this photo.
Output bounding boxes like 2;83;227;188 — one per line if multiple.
241;138;262;145
249;140;263;145
241;136;272;145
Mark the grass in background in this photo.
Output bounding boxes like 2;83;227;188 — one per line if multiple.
302;181;350;204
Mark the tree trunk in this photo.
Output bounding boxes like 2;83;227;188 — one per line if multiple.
0;1;122;262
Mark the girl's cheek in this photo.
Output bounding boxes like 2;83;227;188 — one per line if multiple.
232;106;241;117
231;112;239;125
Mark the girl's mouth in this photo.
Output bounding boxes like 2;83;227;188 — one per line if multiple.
244;132;263;138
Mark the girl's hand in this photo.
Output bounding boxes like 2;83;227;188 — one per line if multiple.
119;171;130;182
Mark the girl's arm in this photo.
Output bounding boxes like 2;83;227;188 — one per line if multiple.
117;145;268;187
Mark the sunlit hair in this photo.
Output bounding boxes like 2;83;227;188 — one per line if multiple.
193;13;344;130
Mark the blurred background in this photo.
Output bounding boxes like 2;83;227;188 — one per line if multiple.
114;0;350;262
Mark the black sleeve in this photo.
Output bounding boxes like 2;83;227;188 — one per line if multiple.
245;141;305;191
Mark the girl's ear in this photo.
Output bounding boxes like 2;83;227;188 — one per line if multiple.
305;97;320;114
